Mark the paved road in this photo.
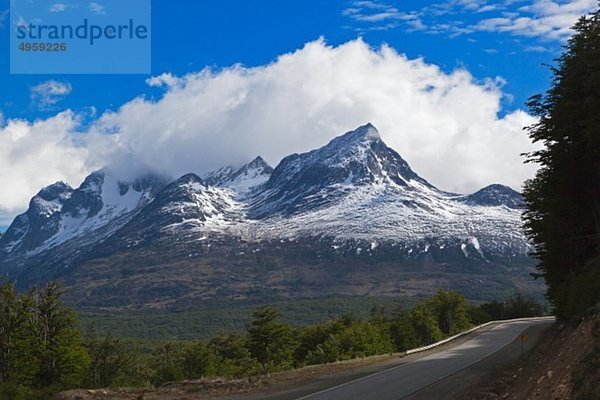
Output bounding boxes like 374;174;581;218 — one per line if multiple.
297;318;553;400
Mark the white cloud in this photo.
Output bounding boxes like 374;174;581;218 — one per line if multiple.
1;39;540;224
146;73;184;89
343;0;425;31
524;44;549;52
89;39;538;194
346;0;596;42
30;80;72;110
0;112;91;225
49;3;68;12
89;2;105;15
477;5;499;13
470;0;596;40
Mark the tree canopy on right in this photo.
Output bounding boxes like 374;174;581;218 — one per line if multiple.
523;6;600;318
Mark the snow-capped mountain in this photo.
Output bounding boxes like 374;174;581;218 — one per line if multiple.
237;124;527;257
0;124;538;306
248;123;434;218
106;173;244;247
204;156;273;195
0;170;167;259
0;181;74;254
458;184;524;209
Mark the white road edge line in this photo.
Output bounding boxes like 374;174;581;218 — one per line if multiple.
406;316;555;355
295;316;555;400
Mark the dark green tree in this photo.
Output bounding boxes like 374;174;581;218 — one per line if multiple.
0;282;89;397
409;302;443;346
294;323;335;366
503;293;544;318
478;300;505;321
389;307;418;351
428;290;471;336
208;331;259;378
0;284;39;387
182;341;214;379
84;328;132;388
523;6;600;318
149;343;185;385
34;283;89;389
247;306;295;373
334;320;394;359
368;304;389;327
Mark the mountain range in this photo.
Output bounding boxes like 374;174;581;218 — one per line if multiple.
0;124;541;308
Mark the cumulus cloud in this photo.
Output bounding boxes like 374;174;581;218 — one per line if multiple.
30;80;72;110
0;112;91;225
145;73;183;89
89;39;538;193
1;39;540;224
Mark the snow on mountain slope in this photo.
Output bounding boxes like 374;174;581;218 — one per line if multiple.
204;166;237;187
248;123;438;218
238;124;527;254
37;172;143;251
204;156;273;195
458;184;524;209
0;181;73;254
246;182;527;254
0;170;167;257
105;173;246;248
147;173;245;231
0;123;529;268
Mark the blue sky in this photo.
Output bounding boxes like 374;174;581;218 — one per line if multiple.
1;0;588;119
0;0;597;228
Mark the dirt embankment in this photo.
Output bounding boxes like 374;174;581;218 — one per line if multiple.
56;378;262;400
464;314;599;400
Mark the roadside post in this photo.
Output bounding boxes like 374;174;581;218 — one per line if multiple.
518;334;527;358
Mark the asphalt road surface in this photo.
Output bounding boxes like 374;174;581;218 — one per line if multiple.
296;318;553;400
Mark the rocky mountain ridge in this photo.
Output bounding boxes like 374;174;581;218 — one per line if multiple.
0;124;538;307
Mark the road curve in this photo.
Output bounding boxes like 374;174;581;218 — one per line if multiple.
297;318;553;400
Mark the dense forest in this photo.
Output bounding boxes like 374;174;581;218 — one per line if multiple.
523;6;600;319
0;281;542;399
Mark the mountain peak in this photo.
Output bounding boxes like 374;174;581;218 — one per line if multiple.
247;156;269;168
461;184;524;209
357;123;381;140
35;181;73;202
236;156;273;176
252;124;434;218
177;173;206;187
204;157;273;194
332;123;381;147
